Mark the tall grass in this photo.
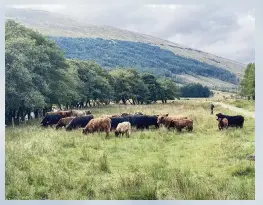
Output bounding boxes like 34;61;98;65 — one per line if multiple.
5;101;255;199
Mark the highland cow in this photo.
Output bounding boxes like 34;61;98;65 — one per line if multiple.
157;114;188;128
55;117;75;129
82;117;111;138
172;119;193;132
217;118;228;130
115;122;132;137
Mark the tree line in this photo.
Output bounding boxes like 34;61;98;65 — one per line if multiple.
5;20;214;125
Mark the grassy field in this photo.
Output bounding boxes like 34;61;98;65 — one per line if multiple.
5;101;255;200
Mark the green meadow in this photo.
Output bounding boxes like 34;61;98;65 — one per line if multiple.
5;101;255;200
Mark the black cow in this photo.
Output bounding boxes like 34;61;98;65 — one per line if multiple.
110;116;130;130
41;114;62;127
129;115;159;129
216;113;244;128
65;115;94;131
110;114;159;130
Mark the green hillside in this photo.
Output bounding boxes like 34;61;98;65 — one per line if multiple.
50;36;238;85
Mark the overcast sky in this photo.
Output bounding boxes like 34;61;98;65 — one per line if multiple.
11;4;255;64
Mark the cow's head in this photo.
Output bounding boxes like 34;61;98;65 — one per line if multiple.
157;113;169;124
115;130;120;137
82;128;88;134
85;110;92;115
216;113;223;120
65;124;72;131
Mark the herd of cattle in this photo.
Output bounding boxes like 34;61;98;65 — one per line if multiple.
40;109;245;137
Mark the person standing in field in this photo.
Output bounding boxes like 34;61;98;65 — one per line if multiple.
210;103;215;115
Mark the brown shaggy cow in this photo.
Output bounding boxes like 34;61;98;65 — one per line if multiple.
70;110;87;117
56;117;75;129
57;111;72;117
172;119;193;132
157;114;188;128
46;111;72;118
82;117;111;137
217;118;228;130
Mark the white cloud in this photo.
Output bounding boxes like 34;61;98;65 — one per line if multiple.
7;4;255;63
9;4;66;12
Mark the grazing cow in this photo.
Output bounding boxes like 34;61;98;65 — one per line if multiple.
66;115;94;131
129;115;159;129
110;116;130;130
41;114;62;127
172;119;193;132
157;114;188;128
111;115;159;130
56;117;75;129
82;117;111;137
216;113;244;128
46;111;72;118
217;118;228;130
115;122;132;137
85;110;92;114
70;110;87;117
56;111;72;117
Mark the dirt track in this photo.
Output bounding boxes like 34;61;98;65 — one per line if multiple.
215;102;255;118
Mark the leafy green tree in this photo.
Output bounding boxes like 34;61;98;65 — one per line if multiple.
180;83;212;98
240;63;255;100
110;69;134;104
141;73;160;103
157;78;180;103
109;68;150;105
5;20;76;124
68;60;113;107
126;69;149;104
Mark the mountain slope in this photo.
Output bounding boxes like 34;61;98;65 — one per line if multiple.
50;36;238;84
5;8;245;90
